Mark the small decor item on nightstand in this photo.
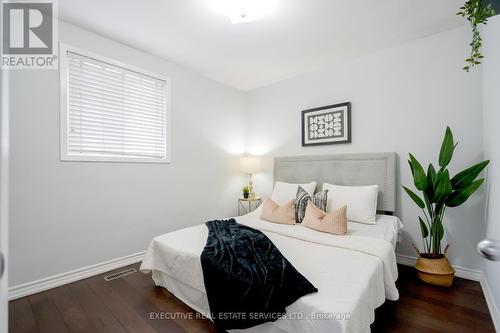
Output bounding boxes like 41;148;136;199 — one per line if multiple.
302;102;351;146
403;126;489;287
243;185;250;199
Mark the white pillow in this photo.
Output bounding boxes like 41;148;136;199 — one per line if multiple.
322;184;378;224
271;181;316;205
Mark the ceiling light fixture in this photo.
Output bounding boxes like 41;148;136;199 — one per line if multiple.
211;0;275;24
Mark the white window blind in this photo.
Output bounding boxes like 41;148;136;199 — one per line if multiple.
61;48;169;163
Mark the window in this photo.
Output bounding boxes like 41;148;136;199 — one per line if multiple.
60;45;170;163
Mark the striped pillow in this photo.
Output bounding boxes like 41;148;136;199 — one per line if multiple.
295;186;328;223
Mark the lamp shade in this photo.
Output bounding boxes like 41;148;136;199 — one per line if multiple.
240;156;261;174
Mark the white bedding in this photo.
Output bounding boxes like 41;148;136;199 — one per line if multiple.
140;210;403;333
243;206;402;249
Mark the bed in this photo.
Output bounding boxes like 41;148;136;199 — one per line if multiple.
140;153;403;333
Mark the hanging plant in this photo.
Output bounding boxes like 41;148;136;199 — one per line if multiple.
457;0;496;72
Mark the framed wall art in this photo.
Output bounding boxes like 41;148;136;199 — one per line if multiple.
301;102;351;146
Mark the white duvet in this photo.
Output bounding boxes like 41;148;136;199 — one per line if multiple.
140;210;403;333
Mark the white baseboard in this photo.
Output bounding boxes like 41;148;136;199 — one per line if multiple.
395;253;417;267
396;253;482;281
480;273;500;333
8;251;145;300
397;253;500;331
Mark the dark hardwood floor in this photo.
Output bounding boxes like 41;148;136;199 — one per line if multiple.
9;263;495;333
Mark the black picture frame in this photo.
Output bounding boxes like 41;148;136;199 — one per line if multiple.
301;102;352;146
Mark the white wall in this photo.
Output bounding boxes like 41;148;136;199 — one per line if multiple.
8;21;246;286
482;14;500;322
246;26;486;270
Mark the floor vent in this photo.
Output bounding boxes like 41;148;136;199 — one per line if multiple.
104;268;137;281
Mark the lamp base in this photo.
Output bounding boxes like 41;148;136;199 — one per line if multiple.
248;174;255;199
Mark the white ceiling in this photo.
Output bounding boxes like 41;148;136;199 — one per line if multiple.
60;0;466;91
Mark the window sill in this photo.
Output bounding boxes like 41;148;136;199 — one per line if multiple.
60;154;171;164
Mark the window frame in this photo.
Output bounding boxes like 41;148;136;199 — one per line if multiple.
59;43;172;164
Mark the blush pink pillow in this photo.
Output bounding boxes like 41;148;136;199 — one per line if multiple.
260;198;296;225
302;201;347;235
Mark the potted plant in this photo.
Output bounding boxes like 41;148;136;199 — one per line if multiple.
457;0;496;71
243;185;250;199
403;127;489;286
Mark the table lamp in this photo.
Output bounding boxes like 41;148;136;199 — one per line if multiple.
240;156;261;199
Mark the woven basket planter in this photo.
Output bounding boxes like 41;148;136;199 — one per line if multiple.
413;244;455;287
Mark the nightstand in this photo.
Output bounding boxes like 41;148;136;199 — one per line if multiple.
238;197;262;216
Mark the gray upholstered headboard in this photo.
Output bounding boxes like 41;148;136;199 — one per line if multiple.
273;153;397;213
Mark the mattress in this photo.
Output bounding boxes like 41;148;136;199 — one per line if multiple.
140;210;403;333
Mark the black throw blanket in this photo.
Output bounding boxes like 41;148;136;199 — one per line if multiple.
200;219;318;330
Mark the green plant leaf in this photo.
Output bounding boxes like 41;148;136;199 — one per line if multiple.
408;159;414;175
446;178;485;207
435;201;444;217
432;218;445;241
419;217;429;238
425;163;437;201
439;127;455;169
438;221;444;240
403;186;425;209
451;160;490;189
427;163;437;187
409;153;428;191
430;218;445;248
423;191;432;209
433;169;453;203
